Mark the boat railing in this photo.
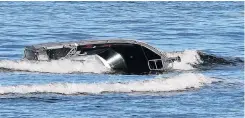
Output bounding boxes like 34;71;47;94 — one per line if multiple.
147;59;173;71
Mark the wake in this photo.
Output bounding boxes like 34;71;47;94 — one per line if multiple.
0;73;218;95
0;57;110;74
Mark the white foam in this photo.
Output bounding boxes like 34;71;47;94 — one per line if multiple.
0;57;110;73
166;50;203;70
0;73;216;95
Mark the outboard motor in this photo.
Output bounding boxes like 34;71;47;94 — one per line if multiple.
98;49;127;70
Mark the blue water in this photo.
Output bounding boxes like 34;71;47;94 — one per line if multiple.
0;2;244;118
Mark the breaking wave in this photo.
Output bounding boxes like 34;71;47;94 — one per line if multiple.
166;50;243;70
166;50;203;70
0;73;217;95
0;57;110;74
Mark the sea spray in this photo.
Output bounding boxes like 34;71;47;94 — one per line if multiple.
166;50;203;70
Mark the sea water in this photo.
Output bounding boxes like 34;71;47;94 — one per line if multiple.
0;2;244;118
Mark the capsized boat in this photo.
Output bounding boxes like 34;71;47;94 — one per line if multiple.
23;39;180;74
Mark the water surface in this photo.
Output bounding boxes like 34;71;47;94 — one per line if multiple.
0;2;244;118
